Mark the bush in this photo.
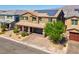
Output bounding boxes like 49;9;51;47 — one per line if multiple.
0;32;5;34
1;24;7;32
21;32;28;37
13;27;19;33
44;21;66;44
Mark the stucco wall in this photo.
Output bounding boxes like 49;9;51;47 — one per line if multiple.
0;15;15;21
21;13;57;25
65;17;79;29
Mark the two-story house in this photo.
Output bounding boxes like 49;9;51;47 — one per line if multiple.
16;9;64;36
0;10;26;30
63;5;79;41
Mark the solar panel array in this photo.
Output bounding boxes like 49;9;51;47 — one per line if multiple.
35;10;58;16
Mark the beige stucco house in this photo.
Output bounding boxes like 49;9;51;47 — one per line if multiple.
63;5;79;41
16;9;64;36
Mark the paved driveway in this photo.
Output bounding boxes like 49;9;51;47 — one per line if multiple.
67;40;79;54
0;37;48;54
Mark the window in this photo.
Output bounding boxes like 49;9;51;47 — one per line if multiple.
7;15;12;19
24;17;28;20
39;17;42;21
32;17;36;21
72;19;78;25
22;16;28;20
48;18;52;22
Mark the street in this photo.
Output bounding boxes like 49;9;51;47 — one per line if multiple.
0;37;48;54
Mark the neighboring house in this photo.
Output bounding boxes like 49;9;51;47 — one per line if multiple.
16;9;64;36
0;10;26;30
62;5;79;41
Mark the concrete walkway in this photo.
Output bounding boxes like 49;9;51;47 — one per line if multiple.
67;40;79;54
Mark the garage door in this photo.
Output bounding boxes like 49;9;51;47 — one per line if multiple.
69;32;79;41
32;28;43;34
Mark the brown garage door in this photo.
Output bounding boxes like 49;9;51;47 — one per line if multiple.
69;32;79;41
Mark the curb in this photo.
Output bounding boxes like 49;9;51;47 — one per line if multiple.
0;36;53;54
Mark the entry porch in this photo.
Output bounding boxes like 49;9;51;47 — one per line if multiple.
17;25;45;36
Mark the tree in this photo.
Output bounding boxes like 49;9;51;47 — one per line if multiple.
1;24;7;32
44;21;65;44
13;26;19;33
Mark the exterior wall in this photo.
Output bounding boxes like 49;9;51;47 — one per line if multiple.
5;16;14;21
0;16;5;19
21;13;34;22
0;15;15;21
65;17;79;30
20;13;57;24
21;13;50;24
14;15;19;22
39;17;48;23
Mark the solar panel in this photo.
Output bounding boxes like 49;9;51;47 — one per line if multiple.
35;10;58;16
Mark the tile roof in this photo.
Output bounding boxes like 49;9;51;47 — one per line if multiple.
0;9;60;17
16;20;45;28
62;5;79;18
0;10;27;15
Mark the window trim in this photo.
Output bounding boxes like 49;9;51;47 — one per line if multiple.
48;18;52;22
32;17;36;21
21;16;28;20
71;19;78;25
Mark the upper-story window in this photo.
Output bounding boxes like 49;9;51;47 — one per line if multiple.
22;16;28;20
0;16;4;19
7;15;12;19
32;17;36;21
39;17;42;21
72;19;78;25
48;18;52;22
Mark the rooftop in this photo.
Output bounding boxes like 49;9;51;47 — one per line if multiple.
62;5;79;18
0;10;27;15
16;20;45;28
34;9;58;16
0;9;61;17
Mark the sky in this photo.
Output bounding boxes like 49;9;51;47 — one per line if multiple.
0;5;64;10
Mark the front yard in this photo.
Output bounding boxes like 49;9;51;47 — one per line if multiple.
0;30;68;53
0;30;28;41
0;21;68;53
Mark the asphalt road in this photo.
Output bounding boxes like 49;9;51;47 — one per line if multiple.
0;37;48;54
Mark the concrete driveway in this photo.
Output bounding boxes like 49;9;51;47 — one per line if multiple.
67;40;79;54
0;37;48;54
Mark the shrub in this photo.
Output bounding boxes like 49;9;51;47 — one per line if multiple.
13;27;19;33
21;32;28;37
44;21;66;44
0;32;5;34
1;24;7;32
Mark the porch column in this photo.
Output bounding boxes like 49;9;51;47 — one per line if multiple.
9;24;11;30
22;26;24;32
42;29;45;37
28;27;30;34
36;17;39;23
